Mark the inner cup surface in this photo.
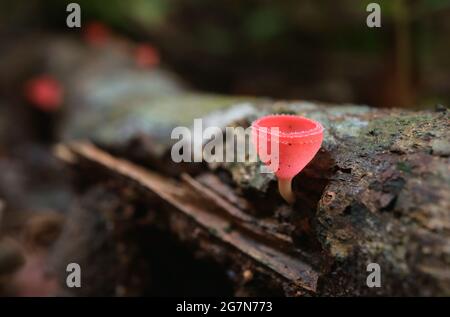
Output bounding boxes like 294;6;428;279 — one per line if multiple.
253;114;323;138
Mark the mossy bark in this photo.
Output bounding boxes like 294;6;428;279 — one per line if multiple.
59;94;449;296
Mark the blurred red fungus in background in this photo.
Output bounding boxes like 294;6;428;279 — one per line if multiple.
135;44;160;68
83;21;111;47
24;75;63;112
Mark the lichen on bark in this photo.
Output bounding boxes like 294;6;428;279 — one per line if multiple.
61;92;449;295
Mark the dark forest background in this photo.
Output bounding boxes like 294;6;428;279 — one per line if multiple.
1;0;449;109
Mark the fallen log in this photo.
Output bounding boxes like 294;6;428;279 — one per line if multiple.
55;96;449;296
29;29;448;296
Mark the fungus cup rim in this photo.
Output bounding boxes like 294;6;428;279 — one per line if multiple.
252;114;324;140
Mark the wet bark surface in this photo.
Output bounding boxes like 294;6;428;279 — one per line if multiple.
57;97;449;296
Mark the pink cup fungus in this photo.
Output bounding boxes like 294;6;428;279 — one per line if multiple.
24;75;63;112
135;43;160;69
252;114;324;204
83;21;111;47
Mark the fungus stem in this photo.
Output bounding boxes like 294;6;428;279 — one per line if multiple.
278;178;295;204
